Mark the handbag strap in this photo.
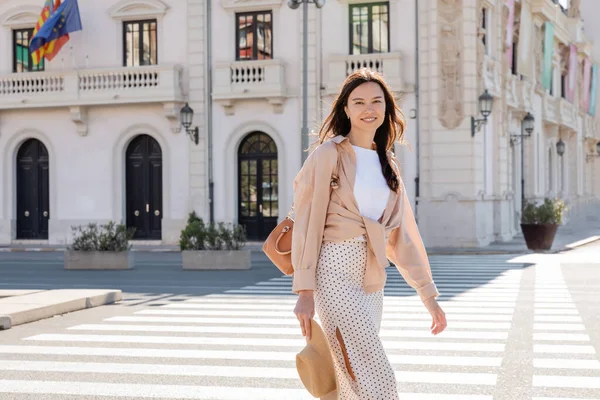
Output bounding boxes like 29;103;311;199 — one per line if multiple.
287;143;341;220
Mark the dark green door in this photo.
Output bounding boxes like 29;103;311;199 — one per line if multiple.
238;132;278;240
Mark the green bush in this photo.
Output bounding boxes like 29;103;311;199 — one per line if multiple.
179;212;247;251
70;221;135;251
521;198;567;225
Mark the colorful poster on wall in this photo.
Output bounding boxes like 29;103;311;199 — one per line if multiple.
582;58;591;111
542;21;554;91
517;0;533;77
589;64;598;116
505;0;515;67
566;44;577;102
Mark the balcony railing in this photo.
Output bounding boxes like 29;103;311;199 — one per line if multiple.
325;52;405;95
518;79;534;112
0;64;184;110
542;92;560;124
583;113;597;139
212;59;286;114
558;98;577;131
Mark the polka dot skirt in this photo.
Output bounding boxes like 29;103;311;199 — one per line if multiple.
314;239;399;400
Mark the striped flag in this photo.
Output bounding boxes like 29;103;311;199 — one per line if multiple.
30;0;70;66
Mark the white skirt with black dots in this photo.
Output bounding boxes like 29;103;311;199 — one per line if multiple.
314;238;399;400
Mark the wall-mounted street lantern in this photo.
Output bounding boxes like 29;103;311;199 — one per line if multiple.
180;103;199;145
471;90;494;137
556;138;565;157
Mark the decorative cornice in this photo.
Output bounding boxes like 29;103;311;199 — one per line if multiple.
0;6;41;28
220;0;284;12
107;0;169;20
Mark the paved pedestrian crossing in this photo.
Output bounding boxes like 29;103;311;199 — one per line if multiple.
0;254;596;399
531;261;600;400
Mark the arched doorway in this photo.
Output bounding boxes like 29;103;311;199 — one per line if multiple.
16;139;50;239
238;132;278;240
126;134;162;240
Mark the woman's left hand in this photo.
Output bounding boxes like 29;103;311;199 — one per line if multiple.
423;297;447;335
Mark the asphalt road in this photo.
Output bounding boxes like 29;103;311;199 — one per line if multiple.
0;244;598;399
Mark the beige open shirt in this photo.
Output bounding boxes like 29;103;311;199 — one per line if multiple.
291;135;439;302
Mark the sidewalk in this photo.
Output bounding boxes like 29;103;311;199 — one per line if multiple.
0;223;597;255
0;289;122;330
426;224;600;255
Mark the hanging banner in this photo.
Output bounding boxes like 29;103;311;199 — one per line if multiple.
582;57;591;111
517;0;533;77
505;0;515;67
566;44;577;102
589;64;598;116
542;22;554;91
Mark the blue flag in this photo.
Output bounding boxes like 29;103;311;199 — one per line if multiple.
30;0;82;54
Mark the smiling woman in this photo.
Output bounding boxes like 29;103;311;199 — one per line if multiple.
291;69;446;399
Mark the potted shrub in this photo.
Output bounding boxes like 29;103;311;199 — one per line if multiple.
180;212;250;270
64;221;135;270
520;198;567;251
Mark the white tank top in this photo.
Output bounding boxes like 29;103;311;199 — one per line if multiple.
352;145;391;223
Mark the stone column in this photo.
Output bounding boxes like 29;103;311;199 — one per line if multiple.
187;0;208;219
417;0;496;247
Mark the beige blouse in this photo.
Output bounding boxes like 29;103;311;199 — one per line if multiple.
291;135;439;302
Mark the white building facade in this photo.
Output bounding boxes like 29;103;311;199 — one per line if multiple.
0;0;598;248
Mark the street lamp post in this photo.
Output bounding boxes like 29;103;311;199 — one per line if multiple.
288;0;326;164
510;112;535;210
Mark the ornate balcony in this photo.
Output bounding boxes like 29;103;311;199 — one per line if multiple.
542;93;560;125
324;52;406;96
558;98;578;132
0;64;185;134
212;59;287;115
583;113;597;139
517;78;535;112
0;64;184;108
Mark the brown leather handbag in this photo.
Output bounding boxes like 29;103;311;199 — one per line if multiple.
262;207;295;275
262;146;340;276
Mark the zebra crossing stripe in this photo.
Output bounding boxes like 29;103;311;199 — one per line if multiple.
103;316;512;329
68;324;509;340
157;303;517;314
533;359;600;370
0;361;497;386
23;334;507;352
133;309;515;321
0;379;495;400
533;344;597;354
0;379;311;399
533;333;591;341
185;297;517;307
533;375;600;389
0;345;503;367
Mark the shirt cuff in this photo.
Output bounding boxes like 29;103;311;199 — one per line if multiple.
417;281;439;302
292;268;317;294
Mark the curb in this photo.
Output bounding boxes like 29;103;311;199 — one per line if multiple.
0;289;122;330
0;236;598;255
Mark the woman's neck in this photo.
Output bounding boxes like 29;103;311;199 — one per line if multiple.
347;130;376;150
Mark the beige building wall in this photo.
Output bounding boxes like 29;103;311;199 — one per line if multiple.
416;0;600;247
0;0;597;247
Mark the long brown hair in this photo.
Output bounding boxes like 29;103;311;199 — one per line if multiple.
316;68;406;192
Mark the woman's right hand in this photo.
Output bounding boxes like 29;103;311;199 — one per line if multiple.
423;297;447;335
294;290;315;340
